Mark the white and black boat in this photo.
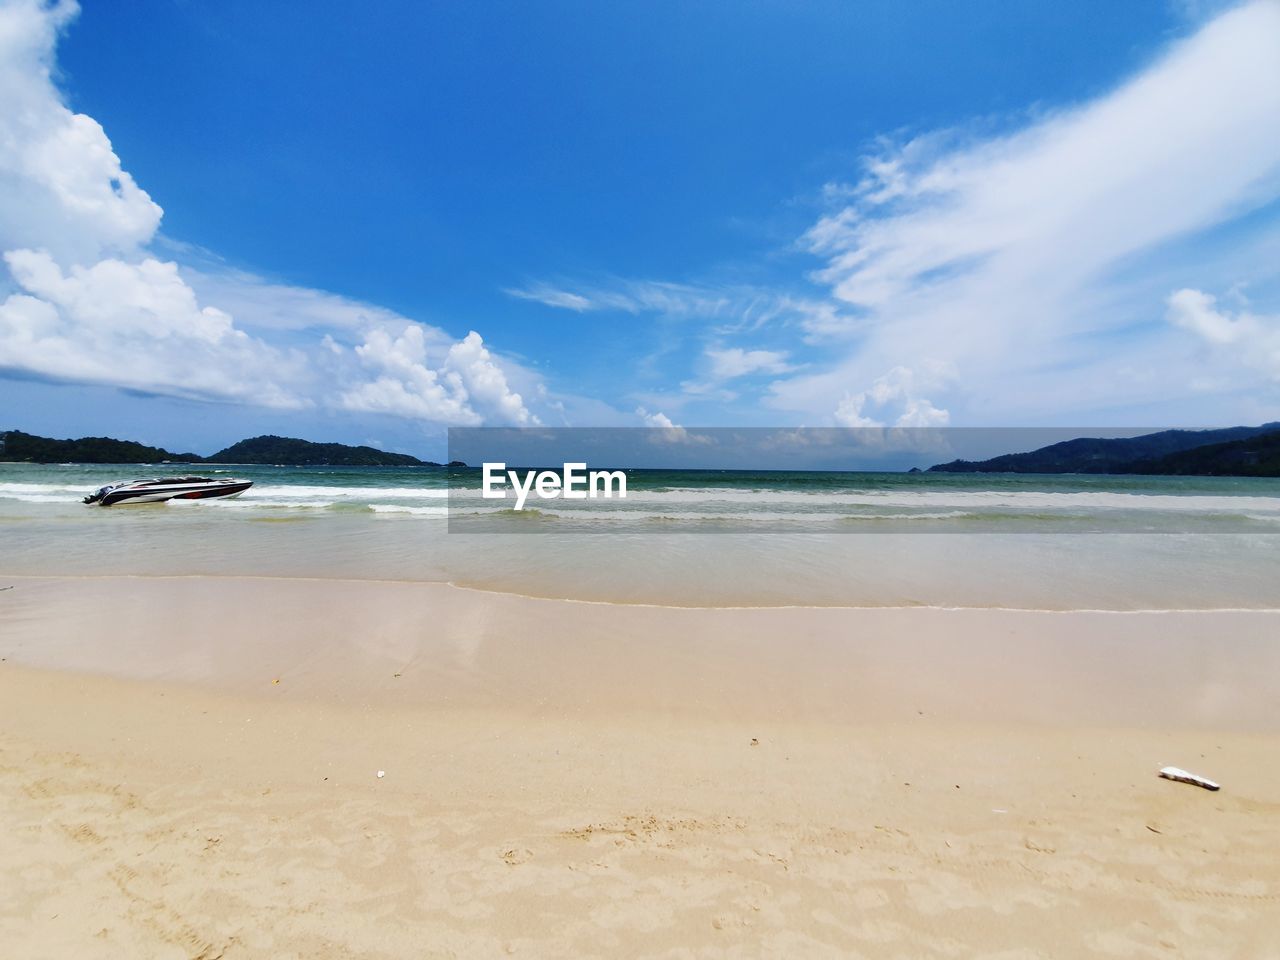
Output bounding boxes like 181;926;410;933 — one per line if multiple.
83;476;254;506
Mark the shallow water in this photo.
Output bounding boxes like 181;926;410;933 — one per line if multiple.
2;462;1278;609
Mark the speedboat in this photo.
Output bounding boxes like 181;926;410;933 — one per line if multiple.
83;476;254;506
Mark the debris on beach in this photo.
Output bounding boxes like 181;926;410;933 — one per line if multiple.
376;770;386;779
1158;766;1220;791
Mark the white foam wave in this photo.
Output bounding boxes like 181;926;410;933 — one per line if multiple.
0;482;95;498
590;488;1280;513
455;508;983;523
368;503;448;517
248;484;448;500
170;497;334;510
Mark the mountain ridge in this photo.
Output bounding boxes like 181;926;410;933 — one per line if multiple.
927;423;1280;475
0;430;449;467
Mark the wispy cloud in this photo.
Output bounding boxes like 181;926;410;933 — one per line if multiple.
506;278;736;318
767;0;1280;425
504;283;594;312
505;276;862;340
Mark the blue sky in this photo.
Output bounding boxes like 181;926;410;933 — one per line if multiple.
1;0;1278;458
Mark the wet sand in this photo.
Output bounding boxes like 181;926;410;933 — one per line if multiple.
1;576;1278;957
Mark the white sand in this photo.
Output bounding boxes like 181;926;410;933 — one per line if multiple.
1;576;1278;957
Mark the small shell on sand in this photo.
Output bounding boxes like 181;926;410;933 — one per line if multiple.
1159;766;1220;791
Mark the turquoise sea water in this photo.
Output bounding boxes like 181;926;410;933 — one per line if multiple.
2;462;1278;609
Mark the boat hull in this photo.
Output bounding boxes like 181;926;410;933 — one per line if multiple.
87;478;254;506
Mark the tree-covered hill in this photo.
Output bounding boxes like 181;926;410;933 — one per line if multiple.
0;430;443;466
1126;430;1280;477
0;430;201;464
206;435;435;466
928;423;1280;474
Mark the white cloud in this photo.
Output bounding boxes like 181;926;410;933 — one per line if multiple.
833;364;953;428
677;344;796;399
770;0;1280;424
636;406;677;429
506;277;866;342
442;331;538;426
504;284;594;312
342;326;537;426
705;346;794;379
0;249;304;406
506;277;773;322
0;1;301;409
0;0;160;265
178;260;437;334
635;405;710;444
341;325;478;424
1167;287;1280;378
0;0;555;429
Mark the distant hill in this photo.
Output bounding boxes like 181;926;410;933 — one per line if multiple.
1126;430;1280;477
0;430;201;464
928;423;1280;475
0;430;449;466
206;435;435;466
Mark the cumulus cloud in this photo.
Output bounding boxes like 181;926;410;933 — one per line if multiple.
444;331;537;425
635;405;710;444
0;0;304;409
833;363;953;428
636;406;677;429
770;0;1280;424
0;0;160;265
341;326;536;425
0;0;552;428
0;249;304;406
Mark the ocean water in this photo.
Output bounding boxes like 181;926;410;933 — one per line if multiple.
2;462;1278;609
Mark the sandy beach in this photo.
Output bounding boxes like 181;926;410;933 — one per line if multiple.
5;0;1280;954
1;576;1278;957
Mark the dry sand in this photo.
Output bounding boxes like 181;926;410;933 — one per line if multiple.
1;576;1278;958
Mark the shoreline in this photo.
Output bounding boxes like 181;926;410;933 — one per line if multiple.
3;575;1280;730
4;572;1280;615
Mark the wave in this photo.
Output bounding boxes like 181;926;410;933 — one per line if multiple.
367;503;448;517
453;507;1067;524
247;485;448;500
600;488;1280;512
0;482;97;500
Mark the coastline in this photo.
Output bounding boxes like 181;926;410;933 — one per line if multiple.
2;576;1279;955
